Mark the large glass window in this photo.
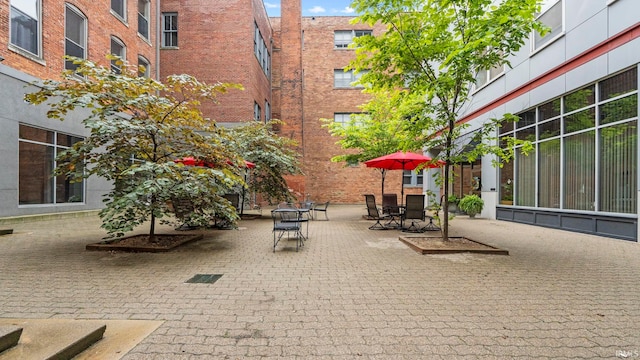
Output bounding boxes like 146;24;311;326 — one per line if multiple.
500;66;638;214
65;5;86;71
10;0;41;56
19;125;84;205
532;0;563;51
162;13;178;47
137;0;150;40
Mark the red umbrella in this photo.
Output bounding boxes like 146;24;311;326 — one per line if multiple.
364;151;444;204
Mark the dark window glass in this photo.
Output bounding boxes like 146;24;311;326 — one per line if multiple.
564;85;595;113
516;109;536;128
539;98;560;121
600;67;637;100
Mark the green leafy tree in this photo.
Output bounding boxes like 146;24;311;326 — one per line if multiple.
322;89;424;194
350;0;542;240
228;120;303;205
25;56;245;240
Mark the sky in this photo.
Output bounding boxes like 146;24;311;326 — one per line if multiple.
264;0;356;17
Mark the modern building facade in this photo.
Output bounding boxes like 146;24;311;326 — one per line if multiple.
452;0;640;240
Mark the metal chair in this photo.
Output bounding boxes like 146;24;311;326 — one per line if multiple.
381;193;402;229
402;195;440;232
402;195;427;233
364;194;392;230
313;201;329;221
271;209;305;252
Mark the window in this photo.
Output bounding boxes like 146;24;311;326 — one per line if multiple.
532;0;563;51
111;0;126;20
254;102;261;121
254;22;270;77
162;13;178;47
110;36;126;73
138;55;150;77
137;0;150;40
500;67;638;213
19;124;84;205
403;170;424;187
334;30;372;49
475;64;504;89
10;0;41;56
265;101;270;122
334;69;368;88
65;5;87;72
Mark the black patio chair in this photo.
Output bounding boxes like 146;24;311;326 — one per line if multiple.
364;194;392;230
381;193;402;229
313;201;330;221
271;209;305;252
402;194;440;232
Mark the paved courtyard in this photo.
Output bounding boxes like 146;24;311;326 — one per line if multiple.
1;205;639;359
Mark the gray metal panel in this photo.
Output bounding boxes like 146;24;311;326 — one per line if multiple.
513;211;535;223
565;0;606;34
529;38;566;79
596;218;637;239
561;215;595;232
535;213;560;227
496;208;514;220
607;37;640;75
565;10;608;60
608;0;639;36
504;60;532;94
565;54;608;93
530;76;565;106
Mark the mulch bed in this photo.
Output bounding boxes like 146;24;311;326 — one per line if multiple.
399;236;509;255
86;234;203;252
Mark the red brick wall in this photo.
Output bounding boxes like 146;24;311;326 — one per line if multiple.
160;0;271;124
297;17;392;204
1;0;155;81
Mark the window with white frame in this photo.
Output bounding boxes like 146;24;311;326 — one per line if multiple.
110;36;126;73
334;30;372;49
475;63;504;89
162;13;178;47
532;0;563;51
403;170;424;187
111;0;126;20
138;55;150;77
334;69;368;88
19;124;85;205
137;0;150;40
10;0;41;56
254;102;261;121
65;5;87;71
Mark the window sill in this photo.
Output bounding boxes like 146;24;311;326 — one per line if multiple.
161;46;180;50
8;45;45;66
471;71;505;95
110;11;128;26
530;32;565;57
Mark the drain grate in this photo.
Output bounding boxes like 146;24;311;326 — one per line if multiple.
185;274;223;284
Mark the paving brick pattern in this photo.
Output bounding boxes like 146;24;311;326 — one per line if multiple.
1;205;639;359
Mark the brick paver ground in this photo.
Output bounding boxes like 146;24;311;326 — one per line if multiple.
1;205;639;359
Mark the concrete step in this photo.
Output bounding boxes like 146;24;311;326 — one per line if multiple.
0;326;22;353
0;319;105;360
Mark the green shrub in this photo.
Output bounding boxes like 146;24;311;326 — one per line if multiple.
458;194;484;217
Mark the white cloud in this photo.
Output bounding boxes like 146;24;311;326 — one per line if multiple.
340;6;355;13
264;2;279;8
308;6;326;13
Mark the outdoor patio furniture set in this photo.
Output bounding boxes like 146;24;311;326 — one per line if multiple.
271;200;330;252
365;194;440;233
